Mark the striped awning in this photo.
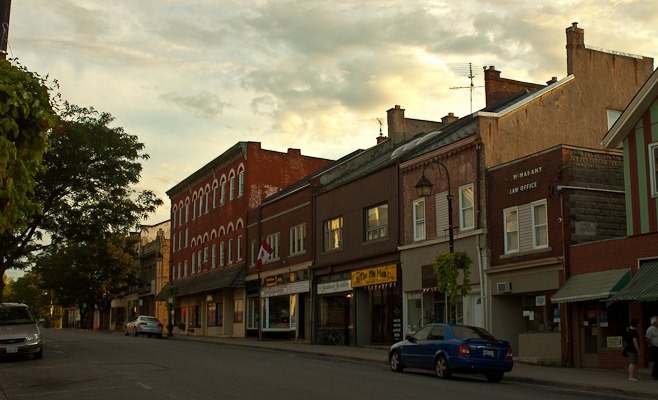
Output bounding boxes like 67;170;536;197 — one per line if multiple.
608;261;658;302
552;268;630;303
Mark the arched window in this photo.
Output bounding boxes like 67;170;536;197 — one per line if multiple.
238;165;245;197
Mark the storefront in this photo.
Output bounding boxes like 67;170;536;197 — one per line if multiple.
316;278;352;345
259;271;310;340
552;268;631;367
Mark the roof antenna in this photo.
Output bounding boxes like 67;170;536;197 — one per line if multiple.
376;118;383;137
449;62;484;113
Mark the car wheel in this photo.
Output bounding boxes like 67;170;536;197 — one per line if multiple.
389;351;403;372
124;328;129;336
486;371;504;383
34;348;43;360
435;355;451;379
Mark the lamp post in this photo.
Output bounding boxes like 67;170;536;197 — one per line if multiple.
415;160;454;324
167;294;174;337
415;161;454;253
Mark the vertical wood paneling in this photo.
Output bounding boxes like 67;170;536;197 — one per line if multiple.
518;203;532;251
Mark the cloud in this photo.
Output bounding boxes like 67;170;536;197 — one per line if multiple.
160;90;230;119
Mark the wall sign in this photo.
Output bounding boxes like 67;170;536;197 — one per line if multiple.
351;264;397;288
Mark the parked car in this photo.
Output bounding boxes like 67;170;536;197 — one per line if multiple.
389;323;513;382
0;302;44;359
125;315;164;338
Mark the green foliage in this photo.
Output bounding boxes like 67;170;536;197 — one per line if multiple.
0;59;58;235
3;271;52;318
33;234;140;310
433;251;472;306
0;100;162;302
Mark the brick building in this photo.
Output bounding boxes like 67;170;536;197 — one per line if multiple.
165;142;331;337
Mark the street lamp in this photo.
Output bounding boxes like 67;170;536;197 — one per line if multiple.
415;161;454;253
167;294;174;337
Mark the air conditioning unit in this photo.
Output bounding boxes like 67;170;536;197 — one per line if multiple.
496;281;512;293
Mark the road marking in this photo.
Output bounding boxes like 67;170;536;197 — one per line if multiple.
135;381;151;390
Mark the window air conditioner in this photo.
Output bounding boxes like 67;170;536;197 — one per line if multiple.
496;281;512;293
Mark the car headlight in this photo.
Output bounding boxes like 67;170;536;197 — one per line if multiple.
26;332;41;345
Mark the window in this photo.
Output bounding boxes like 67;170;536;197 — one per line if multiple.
266;233;280;260
238;169;245;197
247;297;258;330
229;174;235;200
323;217;343;251
172;235;176;253
198;194;203;217
607;109;622;130
532;200;548;248
212;183;218;208
237;235;243;261
204;189;209;213
184;228;188;248
228;238;233;263
203;247;208;264
650;142;658;197
192;196;196;219
290;224;306;255
220;178;226;205
459;184;474;230
207;302;223;327
184;260;188;277
177;262;181;279
366;203;388;241
191;252;196;273
413;199;426;241
172;208;177;228
504;207;519;254
219;242;225;266
178;231;181;250
212;244;216;268
185;201;189;223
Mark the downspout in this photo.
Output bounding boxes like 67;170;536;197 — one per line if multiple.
476;139;489;330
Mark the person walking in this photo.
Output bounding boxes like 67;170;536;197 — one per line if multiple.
625;318;641;381
646;315;658;380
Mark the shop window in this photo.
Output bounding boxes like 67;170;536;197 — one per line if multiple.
207;302;223;327
520;294;559;333
246;297;259;330
365;203;388;241
264;295;294;330
189;305;200;328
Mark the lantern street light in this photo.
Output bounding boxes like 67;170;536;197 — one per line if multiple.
414;161;454;254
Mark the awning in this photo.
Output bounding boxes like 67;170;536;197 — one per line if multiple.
155;264;245;300
608;261;658;302
551;268;630;303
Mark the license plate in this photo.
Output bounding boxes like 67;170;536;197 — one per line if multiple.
6;346;18;354
483;349;495;357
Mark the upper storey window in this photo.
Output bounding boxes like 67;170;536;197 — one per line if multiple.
365;203;388;241
323;217;343;251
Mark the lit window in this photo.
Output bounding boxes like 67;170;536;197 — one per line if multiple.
366;203;388;241
504;207;519;253
413;199;426;241
323;217;343;251
459;184;474;230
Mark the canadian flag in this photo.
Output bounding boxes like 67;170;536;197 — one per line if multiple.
255;240;273;272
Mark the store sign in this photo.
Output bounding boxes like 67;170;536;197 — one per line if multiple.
351;264;397;288
260;280;309;298
508;166;542;195
607;336;623;348
317;280;352;295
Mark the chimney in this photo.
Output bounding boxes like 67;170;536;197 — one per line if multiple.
566;22;584;75
376;134;389;145
484;66;502;108
387;105;407;145
441;112;458;124
287;148;301;156
546;77;557;85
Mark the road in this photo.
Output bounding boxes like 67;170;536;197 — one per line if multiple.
0;329;640;400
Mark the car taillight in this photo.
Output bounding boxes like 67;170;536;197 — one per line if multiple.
506;346;513;360
139;322;147;326
458;344;470;356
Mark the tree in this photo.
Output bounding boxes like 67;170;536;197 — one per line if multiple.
0;59;58;234
0;104;163;300
3;271;52;320
433;251;472;322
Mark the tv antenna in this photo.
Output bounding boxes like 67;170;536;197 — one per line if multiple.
376;118;383;137
449;62;483;113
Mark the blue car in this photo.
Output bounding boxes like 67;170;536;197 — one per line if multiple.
388;323;513;382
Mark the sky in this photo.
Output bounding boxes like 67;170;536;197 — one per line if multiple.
5;0;658;228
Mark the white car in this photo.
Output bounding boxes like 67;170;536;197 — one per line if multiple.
125;315;164;338
0;303;44;359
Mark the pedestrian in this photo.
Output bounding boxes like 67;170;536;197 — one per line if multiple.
625;318;641;381
646;315;658;380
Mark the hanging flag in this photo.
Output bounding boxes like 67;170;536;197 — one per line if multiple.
255;240;273;272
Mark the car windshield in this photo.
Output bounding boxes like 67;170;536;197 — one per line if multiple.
451;325;496;340
0;307;35;326
142;317;159;322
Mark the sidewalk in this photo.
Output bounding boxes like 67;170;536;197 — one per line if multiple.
171;334;658;399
